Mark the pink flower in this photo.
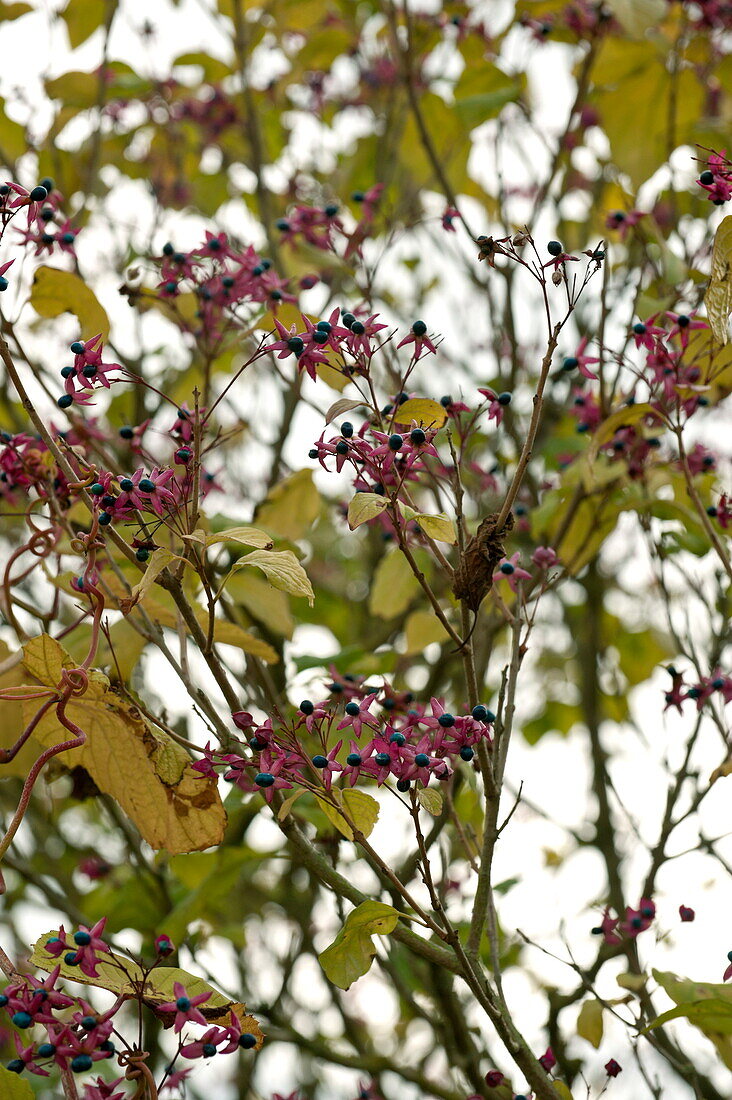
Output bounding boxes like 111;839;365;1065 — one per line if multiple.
82;1078;127;1100
531;546;558;568
397;320;437;360
441;206;460;231
493;552;531;592
538;1046;556;1072
337;693;379;738
478;387;511;425
679;905;695;922
605;1059;622;1077
563;336;599;380
604;208;645;240
158;981;212;1033
180;1024;230;1059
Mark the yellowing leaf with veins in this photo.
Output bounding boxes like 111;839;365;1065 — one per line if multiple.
21;637;226;854
319;901;399;989
316;789;379;840
225;549;314;606
413;512;457;544
369;550;419;618
705;216;732;345
30;265;109;340
348;492;389;529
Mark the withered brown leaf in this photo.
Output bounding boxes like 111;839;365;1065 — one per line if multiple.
452;512;514;612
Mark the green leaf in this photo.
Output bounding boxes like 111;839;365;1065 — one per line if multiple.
348;492;389;529
30;266;110;341
120;547;181;612
403;610;448;655
319;901;399;989
192;526;274;550
417;787;443;816
225;570;294;638
649;971;732;1068
316;788;380;840
62;0;106;48
577;999;604;1048
0;1066;34;1099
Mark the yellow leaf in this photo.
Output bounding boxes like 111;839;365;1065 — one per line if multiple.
593;402;664;446
605;0;666;35
325;397;364;424
417;788;443;816
226;549;314;606
577;999;604;1048
225;571;294;638
0;1065;34;1098
369;550;419;619
21;652;226;854
348;492;389;529
552;1084;573;1100
204;619;278;663
120;547;181;613
30;265;109;341
617;971;646;991
277;789;306;821
403;610;448;655
316;789;380;840
414;512;457;544
705;216;732;346
392;398;447;429
62;0;105;48
0;642;46;778
253;469;320;540
202;526;274;550
22;633;69;685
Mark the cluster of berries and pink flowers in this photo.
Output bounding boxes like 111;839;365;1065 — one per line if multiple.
0;920;259;1095
193;677;496;801
0;178;79;261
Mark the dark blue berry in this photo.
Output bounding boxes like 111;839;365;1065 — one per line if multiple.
350;320;365;335
287;337;304;354
162;242;174;255
176;996;191;1011
138;478;155;492
308;448;319;459
346;753;362;766
239;1032;257;1049
202;1043;217;1057
30;185;48;202
341;311;356;328
437;713;455;727
41;232;55;244
700;169;715;185
547;240;563;256
39;177;54;192
412;319;427;336
62;232;76;245
312;755;329;768
164;281;177;295
563;356;578;371
60;367;74;379
316;320;332;332
633;322;646;334
440;395;452;407
324;204;339;216
7;1059;24;1073
497;392;512;406
135;548;150;562
415;753;430;767
351;191;365;202
64;952;79;966
275;219;290;231
335;441;349;455
119;426;134;439
74;930;92;946
328;682;344;693
0;277;8;292
71;1054;93;1073
341;422;354;438
390;731;406;746
631;916;643;929
90;482;104;495
80;1015;97;1031
460;746;475;761
255;772;275;787
101;1040;115;1054
500;562;515;574
222;276;235;287
388;433;403;451
38;1043;56;1057
641;905;654;918
300;700;314;714
396;779;411;792
0;995;7;1006
82;364;97;377
345;701;360;716
410;428;426;445
312;329;328;344
175;448;191;463
11;1011;32;1028
375;752;391;766
677;314;690;327
98;512;112;526
57;394;73;409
